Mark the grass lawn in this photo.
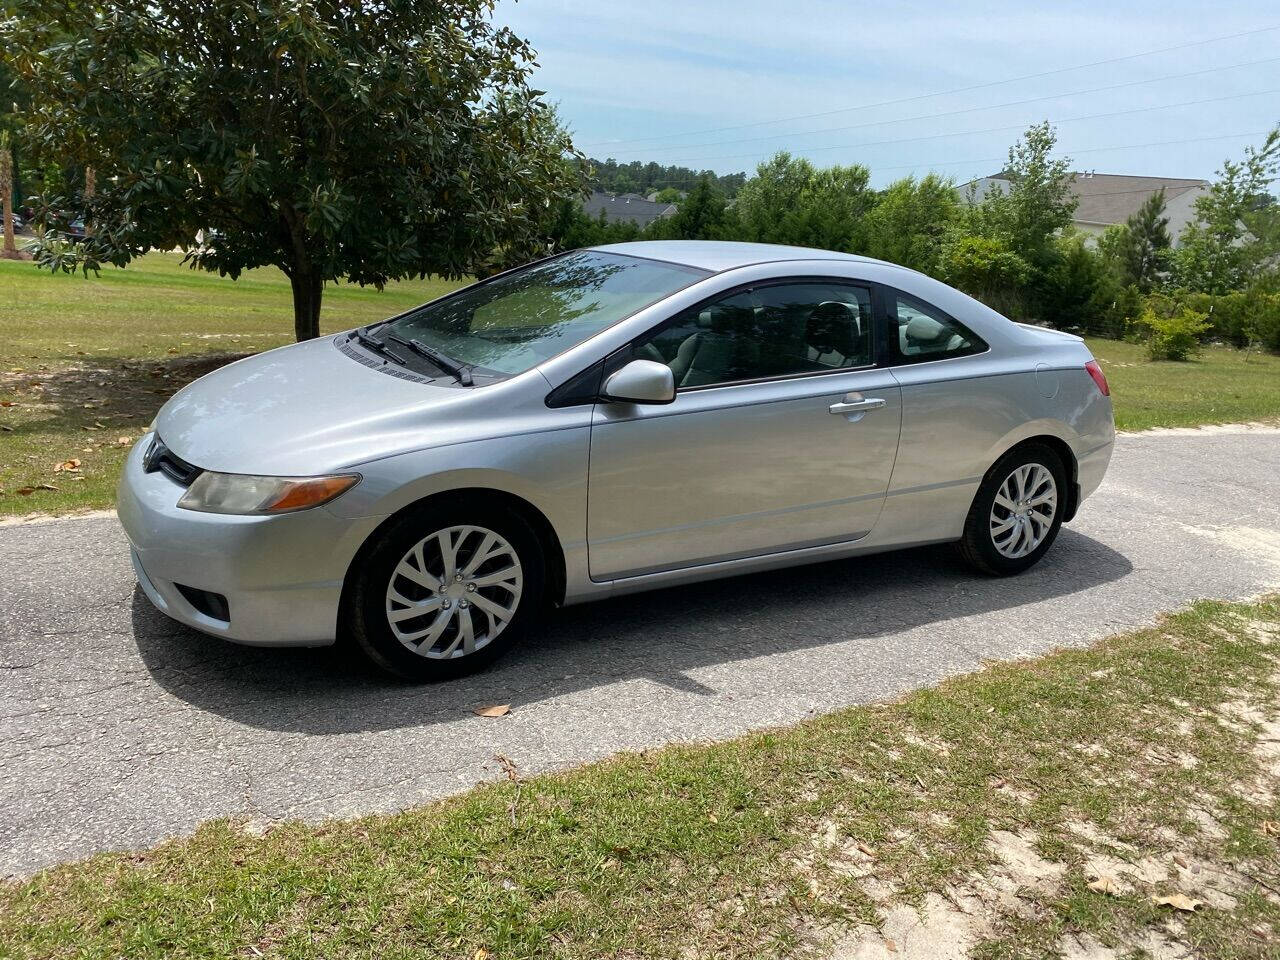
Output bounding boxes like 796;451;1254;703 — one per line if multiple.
3;596;1279;958
0;253;465;515
1085;337;1280;432
2;252;1279;516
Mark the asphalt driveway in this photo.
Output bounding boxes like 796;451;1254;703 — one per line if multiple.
3;426;1279;876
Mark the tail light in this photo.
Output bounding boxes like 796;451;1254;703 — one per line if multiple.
1085;360;1110;397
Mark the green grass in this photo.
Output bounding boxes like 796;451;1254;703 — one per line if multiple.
0;250;464;364
0;254;465;515
3;597;1278;959
2;253;1279;515
1086;337;1280;432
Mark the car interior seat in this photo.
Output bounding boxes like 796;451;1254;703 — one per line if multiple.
806;301;862;368
669;304;757;386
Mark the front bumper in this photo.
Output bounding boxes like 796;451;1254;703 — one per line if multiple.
117;435;380;646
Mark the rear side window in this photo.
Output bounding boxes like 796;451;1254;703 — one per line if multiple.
891;295;986;364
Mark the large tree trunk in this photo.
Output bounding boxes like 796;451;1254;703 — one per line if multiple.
289;267;324;341
1;139;16;259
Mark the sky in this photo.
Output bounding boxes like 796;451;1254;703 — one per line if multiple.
492;0;1280;187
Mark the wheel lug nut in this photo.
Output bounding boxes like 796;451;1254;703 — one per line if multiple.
455;573;463;582
442;599;452;609
466;583;476;592
459;600;469;609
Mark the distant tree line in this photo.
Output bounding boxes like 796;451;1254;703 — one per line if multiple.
585;158;747;198
557;123;1280;359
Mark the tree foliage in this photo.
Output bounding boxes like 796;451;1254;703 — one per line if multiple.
1100;189;1171;293
734;152;873;251
1173;128;1280;295
860;174;959;274
585;157;746;198
1;0;586;339
650;176;731;240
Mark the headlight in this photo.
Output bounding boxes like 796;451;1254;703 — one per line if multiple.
177;472;360;515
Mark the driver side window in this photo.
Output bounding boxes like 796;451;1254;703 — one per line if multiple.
636;283;873;389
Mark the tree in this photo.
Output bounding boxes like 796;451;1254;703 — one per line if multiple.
1004;123;1077;265
938;233;1030;318
3;0;586;340
735;152;873;251
861;174;960;273
1173;127;1280;294
955;123;1078;319
654;186;682;204
973;122;1076;271
1038;232;1123;335
1121;189;1171;292
651;176;726;240
0;131;16;258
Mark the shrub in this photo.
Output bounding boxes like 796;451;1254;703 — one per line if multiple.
1135;288;1280;352
1138;305;1210;360
938;234;1031;318
1036;233;1124;336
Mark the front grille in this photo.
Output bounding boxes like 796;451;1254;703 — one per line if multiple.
143;436;203;487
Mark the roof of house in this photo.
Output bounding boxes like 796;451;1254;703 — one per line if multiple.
583;191;677;228
970;172;1209;227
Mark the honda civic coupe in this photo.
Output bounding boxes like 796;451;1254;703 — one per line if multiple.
119;241;1114;680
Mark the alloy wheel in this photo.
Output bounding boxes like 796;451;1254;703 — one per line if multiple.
384;524;523;658
989;463;1058;559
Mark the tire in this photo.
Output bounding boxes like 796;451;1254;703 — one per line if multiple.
344;499;545;681
958;442;1067;576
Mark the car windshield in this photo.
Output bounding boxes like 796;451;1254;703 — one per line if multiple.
378;251;708;378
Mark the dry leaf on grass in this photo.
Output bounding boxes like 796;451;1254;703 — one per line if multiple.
1088;874;1123;896
1262;820;1280;837
1152;894;1203;912
117;436;133;445
53;459;82;473
473;704;510;718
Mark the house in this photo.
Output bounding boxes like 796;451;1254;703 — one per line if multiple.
961;172;1210;246
583;191;678;229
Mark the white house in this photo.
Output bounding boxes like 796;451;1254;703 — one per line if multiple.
962;172;1210;245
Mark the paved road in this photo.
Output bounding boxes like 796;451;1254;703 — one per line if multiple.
3;427;1280;876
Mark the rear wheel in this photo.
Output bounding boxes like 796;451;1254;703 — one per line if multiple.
958;443;1067;576
345;501;545;680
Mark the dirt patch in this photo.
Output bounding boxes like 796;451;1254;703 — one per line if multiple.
831;894;985;959
823;670;1280;960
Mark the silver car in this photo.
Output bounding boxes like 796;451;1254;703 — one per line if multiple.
119;241;1114;680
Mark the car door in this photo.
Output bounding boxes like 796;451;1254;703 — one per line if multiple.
878;290;1005;543
586;279;903;581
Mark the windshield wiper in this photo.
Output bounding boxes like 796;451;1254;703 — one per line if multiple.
383;332;474;386
351;326;397;359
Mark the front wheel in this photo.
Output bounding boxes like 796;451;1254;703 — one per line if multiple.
345;502;545;680
958;443;1067;576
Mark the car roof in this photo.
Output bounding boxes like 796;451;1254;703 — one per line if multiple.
589;240;893;274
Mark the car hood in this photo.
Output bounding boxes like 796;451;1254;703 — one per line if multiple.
154;336;471;475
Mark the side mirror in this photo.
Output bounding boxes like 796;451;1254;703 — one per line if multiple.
602;359;676;405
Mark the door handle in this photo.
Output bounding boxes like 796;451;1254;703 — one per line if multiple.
829;397;886;415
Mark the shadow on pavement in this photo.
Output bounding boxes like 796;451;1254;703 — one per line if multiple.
133;528;1131;734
